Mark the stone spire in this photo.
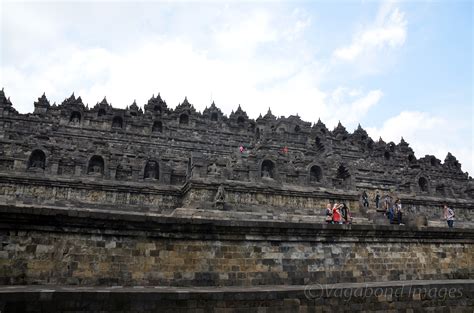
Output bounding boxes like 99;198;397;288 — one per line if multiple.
61;92;84;107
33;93;50;114
0;88;17;114
444;152;461;170
399;137;409;147
352;123;368;137
313;118;328;134
156;93;163;102
145;93;167;113
99;97;109;106
175;96;195;113
333;121;348;138
230;104;248;120
130;100;139;111
263;108;275;120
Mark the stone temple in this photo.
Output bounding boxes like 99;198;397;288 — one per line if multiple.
0;89;473;312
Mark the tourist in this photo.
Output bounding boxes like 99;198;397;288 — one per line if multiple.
362;191;369;207
383;195;390;211
341;203;352;224
375;192;380;209
332;203;343;224
340;203;347;222
444;204;455;228
387;204;394;224
395;199;403;225
324;203;333;224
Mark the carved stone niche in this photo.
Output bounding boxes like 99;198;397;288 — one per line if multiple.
143;160;159;181
69;111;81;125
207;163;220;177
87;155;104;177
261;159;275;179
179;114;189;126
309;165;323;184
152;121;163;133
188;153;206;179
27;149;46;172
333;163;352;189
112;116;123;129
418;176;429;193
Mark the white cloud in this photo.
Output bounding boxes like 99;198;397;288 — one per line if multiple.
1;37;382;133
366;111;473;176
333;6;407;61
213;10;278;56
1;1;470;178
324;88;383;129
1;3;376;129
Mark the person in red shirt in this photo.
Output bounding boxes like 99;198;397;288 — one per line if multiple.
332;203;343;224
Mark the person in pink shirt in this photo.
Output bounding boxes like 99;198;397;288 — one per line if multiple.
332;203;343;224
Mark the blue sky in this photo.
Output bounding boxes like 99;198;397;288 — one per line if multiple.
0;0;472;175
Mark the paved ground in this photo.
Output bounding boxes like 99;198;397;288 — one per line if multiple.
1;279;472;294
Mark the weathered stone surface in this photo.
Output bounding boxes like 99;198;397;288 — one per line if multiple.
0;205;472;287
0;280;472;313
0;90;473;311
0;89;472;224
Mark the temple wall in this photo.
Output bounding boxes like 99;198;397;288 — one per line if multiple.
1;89;472;203
181;180;362;219
1;175;473;223
0;176;181;213
1;206;472;288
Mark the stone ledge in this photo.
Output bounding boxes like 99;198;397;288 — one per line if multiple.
1;281;472;312
1;279;472;296
0;203;473;243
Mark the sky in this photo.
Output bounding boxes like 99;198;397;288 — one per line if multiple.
1;0;473;175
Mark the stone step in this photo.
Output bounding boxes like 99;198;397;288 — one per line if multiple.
428;220;474;229
170;207;372;224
